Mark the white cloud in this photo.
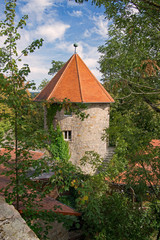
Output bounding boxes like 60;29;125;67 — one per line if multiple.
20;0;54;22
84;15;109;39
20;0;66;27
36;22;70;42
55;41;75;54
84;29;91;38
91;68;102;80
0;36;7;48
55;41;85;58
84;57;97;69
68;10;82;17
127;3;139;15
18;53;52;87
17;29;33;51
93;15;108;37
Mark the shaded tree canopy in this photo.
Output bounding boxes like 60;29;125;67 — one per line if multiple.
48;60;65;75
38;60;65;90
75;0;160;112
38;78;49;90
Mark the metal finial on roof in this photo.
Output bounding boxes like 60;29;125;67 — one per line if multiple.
73;43;78;53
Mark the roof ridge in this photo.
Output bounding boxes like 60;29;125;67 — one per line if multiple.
77;54;114;102
47;55;74;101
34;53;114;103
75;54;83;102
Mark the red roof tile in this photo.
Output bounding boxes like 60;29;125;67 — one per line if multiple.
0;148;81;216
36;196;81;216
112;162;160;187
0;148;44;190
150;139;160;147
107;140;160;187
15;196;81;216
34;54;114;103
0;176;10;189
0;148;44;160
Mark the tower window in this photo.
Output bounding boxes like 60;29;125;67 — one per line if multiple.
63;131;72;141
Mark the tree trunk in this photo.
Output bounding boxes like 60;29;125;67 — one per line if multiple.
156;228;160;240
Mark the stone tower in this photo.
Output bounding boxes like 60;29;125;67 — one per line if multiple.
34;53;114;172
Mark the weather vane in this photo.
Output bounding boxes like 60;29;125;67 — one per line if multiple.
73;43;78;53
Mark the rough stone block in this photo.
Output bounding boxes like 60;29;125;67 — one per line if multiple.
0;197;39;240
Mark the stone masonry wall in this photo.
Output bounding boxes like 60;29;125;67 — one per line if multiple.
0;196;39;240
53;103;110;173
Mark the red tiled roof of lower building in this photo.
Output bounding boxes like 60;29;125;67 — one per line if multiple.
106;140;160;187
0;148;45;192
150;139;160;147
0;175;81;216
112;162;160;187
0;148;81;217
36;196;81;216
0;148;44;160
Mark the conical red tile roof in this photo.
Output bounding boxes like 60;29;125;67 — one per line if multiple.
34;54;114;103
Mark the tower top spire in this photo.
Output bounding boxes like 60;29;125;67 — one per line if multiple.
73;43;78;53
34;53;114;103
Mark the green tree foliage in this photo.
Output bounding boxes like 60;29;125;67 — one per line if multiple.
96;1;160;238
95;0;160;178
75;1;160;113
0;47;9;68
38;78;49;91
48;60;65;75
80;192;153;240
47;124;70;161
97;0;160;111
37;60;65;90
73;0;160;167
0;102;11;141
73;0;160;239
105;102;160;179
0;0;46;210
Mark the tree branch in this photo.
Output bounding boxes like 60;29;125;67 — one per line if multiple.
139;0;160;11
140;160;160;200
143;97;160;113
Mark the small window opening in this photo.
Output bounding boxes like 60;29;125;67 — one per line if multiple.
63;131;72;141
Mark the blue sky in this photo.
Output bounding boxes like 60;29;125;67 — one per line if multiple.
0;0;109;88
